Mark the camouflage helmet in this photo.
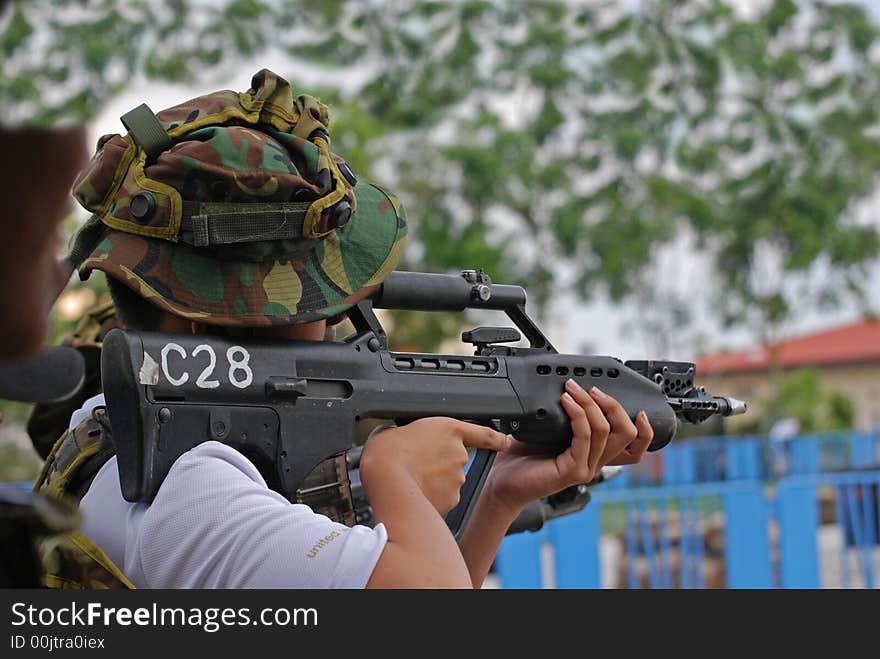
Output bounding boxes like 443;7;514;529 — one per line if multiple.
67;69;407;326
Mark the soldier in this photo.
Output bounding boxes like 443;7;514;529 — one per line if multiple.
37;69;655;588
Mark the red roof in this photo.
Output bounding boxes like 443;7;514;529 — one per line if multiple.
696;318;880;375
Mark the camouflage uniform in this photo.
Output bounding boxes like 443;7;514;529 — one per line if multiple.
35;69;408;589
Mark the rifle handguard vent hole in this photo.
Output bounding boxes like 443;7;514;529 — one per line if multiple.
392;354;494;374
535;365;613;378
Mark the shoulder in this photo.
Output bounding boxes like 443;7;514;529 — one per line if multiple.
147;441;291;516
168;440;269;488
134;442;388;588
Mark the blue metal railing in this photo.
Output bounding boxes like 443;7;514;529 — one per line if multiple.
496;431;880;589
776;471;880;588
603;431;880;488
496;479;774;588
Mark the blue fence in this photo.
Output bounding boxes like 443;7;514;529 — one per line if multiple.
495;431;880;588
599;431;880;488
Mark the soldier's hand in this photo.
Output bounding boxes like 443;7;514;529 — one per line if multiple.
586;384;654;465
360;417;511;516
482;379;653;515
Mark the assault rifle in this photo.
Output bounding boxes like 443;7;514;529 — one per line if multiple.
101;269;746;537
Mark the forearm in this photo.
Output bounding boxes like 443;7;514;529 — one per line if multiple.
363;464;472;589
456;487;521;588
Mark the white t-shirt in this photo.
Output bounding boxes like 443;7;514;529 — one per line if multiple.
76;394;387;589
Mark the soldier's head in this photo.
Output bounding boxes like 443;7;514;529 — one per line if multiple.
67;70;407;342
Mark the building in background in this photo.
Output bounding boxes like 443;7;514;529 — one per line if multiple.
696;319;880;432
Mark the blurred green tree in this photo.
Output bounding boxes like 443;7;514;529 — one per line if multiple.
3;0;880;351
748;367;856;433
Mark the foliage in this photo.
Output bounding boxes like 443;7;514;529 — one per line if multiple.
747;367;856;433
0;400;42;481
3;0;880;347
0;438;41;482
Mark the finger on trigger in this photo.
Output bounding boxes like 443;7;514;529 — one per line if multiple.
459;421;511;451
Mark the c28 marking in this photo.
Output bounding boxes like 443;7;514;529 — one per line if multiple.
159;343;253;389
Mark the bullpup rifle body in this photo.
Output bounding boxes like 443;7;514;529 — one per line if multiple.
101;270;746;536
